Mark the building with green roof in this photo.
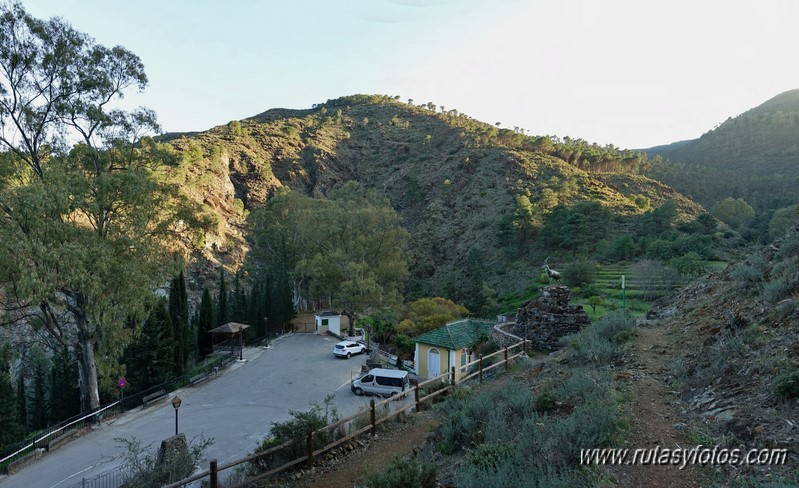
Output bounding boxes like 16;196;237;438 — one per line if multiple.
413;319;494;380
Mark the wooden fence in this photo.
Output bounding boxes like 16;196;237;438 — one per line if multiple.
162;340;531;488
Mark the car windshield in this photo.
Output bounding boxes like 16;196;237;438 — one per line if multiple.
335;344;344;349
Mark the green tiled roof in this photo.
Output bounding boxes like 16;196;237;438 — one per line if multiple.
414;319;495;350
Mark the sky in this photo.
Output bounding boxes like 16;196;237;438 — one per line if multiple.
22;0;799;149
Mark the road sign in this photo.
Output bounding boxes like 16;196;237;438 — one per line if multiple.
117;377;127;388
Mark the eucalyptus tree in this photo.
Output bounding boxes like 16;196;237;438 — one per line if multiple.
0;3;202;411
248;183;409;336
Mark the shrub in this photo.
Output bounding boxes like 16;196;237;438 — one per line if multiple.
563;260;596;288
248;396;338;474
668;252;706;277
563;311;636;364
366;454;437;488
732;263;764;284
534;391;558;412
762;277;791;303
116;435;213;487
466;443;515;471
774;369;799;400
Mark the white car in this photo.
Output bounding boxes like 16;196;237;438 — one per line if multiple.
333;341;366;359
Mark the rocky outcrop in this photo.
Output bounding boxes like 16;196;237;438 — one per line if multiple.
512;286;590;351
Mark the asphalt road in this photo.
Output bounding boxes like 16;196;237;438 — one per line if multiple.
0;333;378;488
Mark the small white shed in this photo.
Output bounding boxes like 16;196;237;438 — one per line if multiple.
315;310;342;336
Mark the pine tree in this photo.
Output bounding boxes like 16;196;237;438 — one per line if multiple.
0;348;24;449
198;288;215;358
216;268;228;327
16;370;27;429
169;271;190;374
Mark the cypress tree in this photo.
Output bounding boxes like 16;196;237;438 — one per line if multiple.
231;273;248;324
216;268;228;327
169;271;190;374
198;288;215;358
48;347;80;424
0;349;23;450
16;370;26;429
273;256;295;331
125;299;175;391
30;359;47;430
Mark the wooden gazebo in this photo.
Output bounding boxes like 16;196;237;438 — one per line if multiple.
209;322;250;360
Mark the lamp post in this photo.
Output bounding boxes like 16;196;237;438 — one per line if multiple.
171;396;182;436
239;329;244;361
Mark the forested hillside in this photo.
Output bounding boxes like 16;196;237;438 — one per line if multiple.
645;90;799;215
164;94;705;309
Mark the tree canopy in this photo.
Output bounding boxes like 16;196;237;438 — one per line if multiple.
248;183;409;335
0;3;203;411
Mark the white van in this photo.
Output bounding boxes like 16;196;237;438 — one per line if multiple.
351;368;409;397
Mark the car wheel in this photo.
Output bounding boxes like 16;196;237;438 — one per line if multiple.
354;387;363;396
347;352;351;359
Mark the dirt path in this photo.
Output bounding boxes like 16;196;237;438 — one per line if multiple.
612;324;702;487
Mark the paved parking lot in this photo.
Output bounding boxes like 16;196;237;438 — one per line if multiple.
0;333;379;488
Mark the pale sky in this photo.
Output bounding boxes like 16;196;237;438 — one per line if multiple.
22;0;799;149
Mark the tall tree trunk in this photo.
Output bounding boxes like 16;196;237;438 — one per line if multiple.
344;311;356;337
75;313;100;412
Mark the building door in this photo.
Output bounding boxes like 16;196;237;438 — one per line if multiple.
427;348;440;379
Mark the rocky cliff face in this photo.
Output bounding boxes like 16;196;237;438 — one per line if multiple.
513;286;590;351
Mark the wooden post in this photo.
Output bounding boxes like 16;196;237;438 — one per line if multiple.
450;366;456;386
504;346;509;371
209;459;218;488
306;430;314;468
478;354;483;384
412;379;420;412
370;399;376;436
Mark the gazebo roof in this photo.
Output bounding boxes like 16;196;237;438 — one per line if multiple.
209;322;250;334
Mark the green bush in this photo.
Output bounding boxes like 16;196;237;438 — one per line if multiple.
248;396;338;474
774;370;799;400
731;263;764;284
534;391;558;412
466;442;514;471
366;454;437;488
117;435;213;487
563;311;636;364
563;260;596;288
669;252;706;277
762;277;791;303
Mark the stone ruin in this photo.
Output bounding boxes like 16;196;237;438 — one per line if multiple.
512;286;590;351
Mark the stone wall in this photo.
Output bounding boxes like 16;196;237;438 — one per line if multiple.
512;286;590;351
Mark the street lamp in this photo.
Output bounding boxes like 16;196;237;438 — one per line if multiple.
171;396;182;436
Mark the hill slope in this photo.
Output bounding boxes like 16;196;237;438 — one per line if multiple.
643;90;799;211
653;89;799;175
165;95;703;305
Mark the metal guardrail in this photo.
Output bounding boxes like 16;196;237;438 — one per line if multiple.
68;464;128;488
0;332;289;474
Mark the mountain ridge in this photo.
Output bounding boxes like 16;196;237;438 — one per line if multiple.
165;94;705;305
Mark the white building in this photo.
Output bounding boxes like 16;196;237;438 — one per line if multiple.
315;310;342;336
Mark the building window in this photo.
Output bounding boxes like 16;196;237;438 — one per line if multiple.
460;349;467;372
321;318;329;326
